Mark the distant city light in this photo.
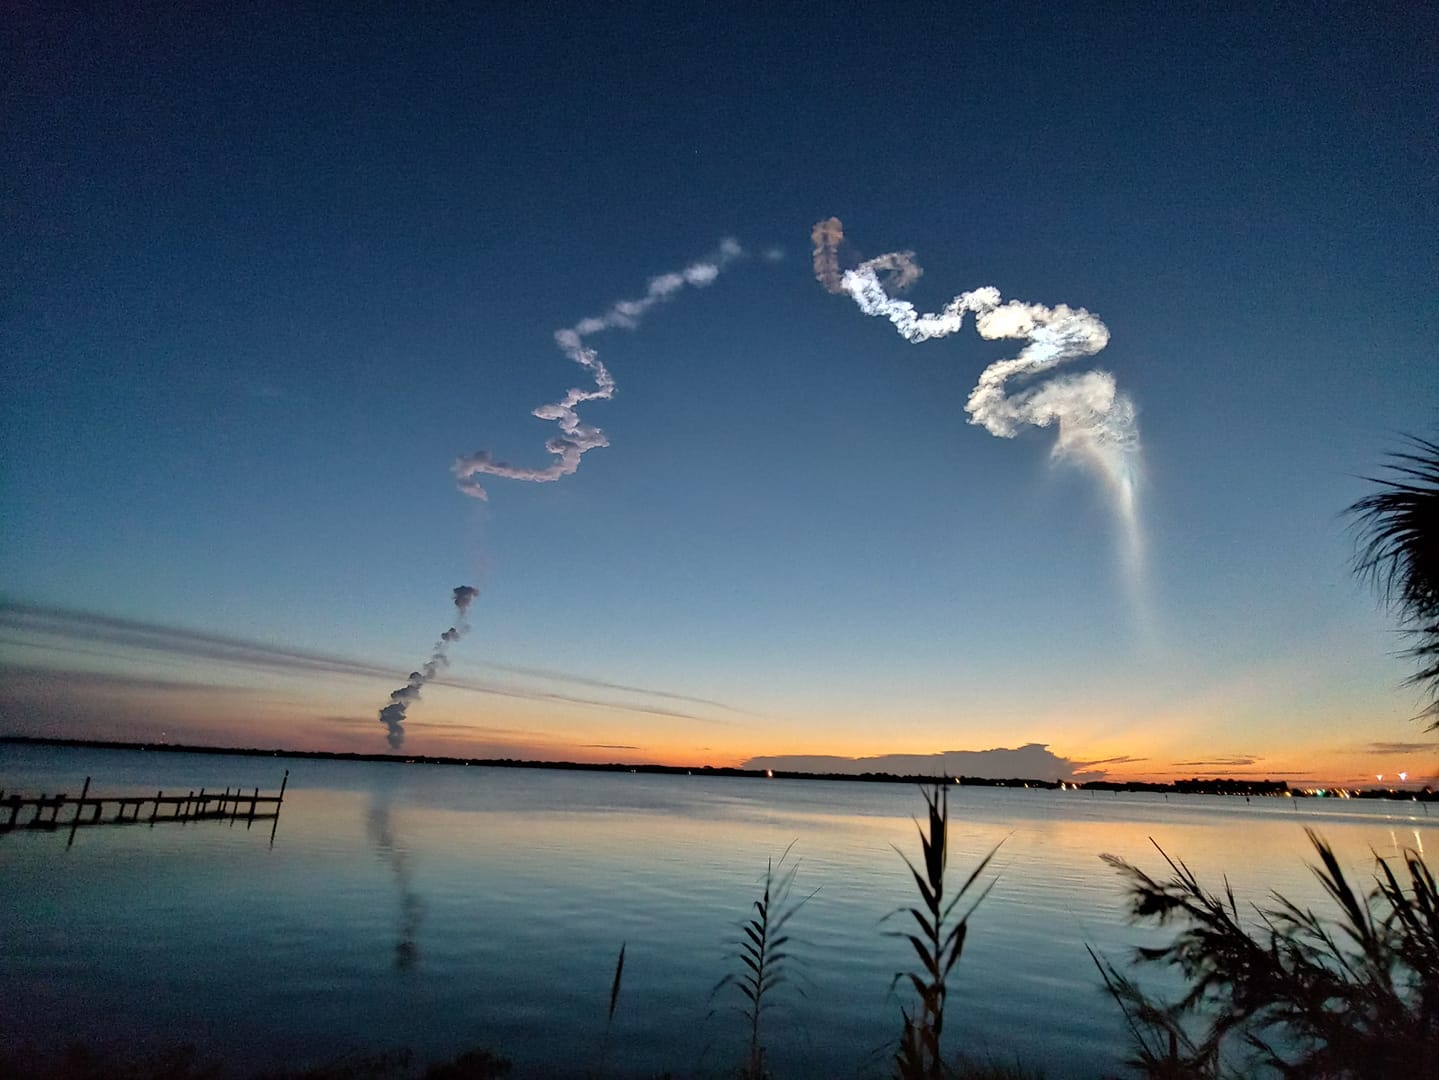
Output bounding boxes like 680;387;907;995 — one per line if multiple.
1399;771;1408;783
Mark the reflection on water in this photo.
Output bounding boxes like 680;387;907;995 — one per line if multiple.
0;745;1435;1078
367;782;424;971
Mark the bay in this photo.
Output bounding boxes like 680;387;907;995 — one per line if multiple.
1;744;1433;1078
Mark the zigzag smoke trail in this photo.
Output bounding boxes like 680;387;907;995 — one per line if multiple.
815;218;1144;576
378;585;479;750
451;239;744;499
377;242;746;751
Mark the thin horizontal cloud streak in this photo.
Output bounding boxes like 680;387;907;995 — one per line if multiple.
312;715;587;761
319;715;548;739
1150;769;1305;777
1172;757;1258;767
1;678;645;762
1072;754;1148;767
3;605;388;681
0;629;739;720
0;663;253;697
1362;741;1436;754
0;602;740;726
474;659;749;714
0;665;279;745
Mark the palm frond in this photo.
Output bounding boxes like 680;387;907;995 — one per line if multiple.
1347;432;1439;725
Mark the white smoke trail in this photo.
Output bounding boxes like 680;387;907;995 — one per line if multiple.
835;238;1143;570
378;585;479;750
452;239;744;499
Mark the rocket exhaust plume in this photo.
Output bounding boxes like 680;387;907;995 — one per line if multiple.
452;239;745;499
378;585;479;750
811;217;921;296
820;218;1143;569
811;217;846;294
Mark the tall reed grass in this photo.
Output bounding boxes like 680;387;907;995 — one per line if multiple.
713;841;815;1079
887;784;1001;1080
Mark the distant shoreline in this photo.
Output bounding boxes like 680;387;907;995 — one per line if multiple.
3;734;1431;801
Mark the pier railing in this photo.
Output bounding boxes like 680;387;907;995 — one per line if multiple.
0;771;289;846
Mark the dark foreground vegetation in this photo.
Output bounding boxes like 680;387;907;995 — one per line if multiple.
1095;830;1438;1078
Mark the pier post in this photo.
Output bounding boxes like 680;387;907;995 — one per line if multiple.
151;791;162;824
67;777;91;848
247;786;259;826
268;771;288;846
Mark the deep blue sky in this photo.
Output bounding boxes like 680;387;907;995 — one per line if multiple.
3;2;1436;783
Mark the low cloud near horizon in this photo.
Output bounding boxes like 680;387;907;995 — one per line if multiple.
743;743;1108;782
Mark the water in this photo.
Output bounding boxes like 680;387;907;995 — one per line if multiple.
1;744;1433;1078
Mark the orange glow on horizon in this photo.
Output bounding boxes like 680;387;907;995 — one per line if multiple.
2;659;1432;788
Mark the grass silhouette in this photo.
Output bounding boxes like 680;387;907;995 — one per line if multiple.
886;784;1002;1080
1093;829;1438;1077
712;840;816;1079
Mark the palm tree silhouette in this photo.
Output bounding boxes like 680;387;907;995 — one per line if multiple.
1348;433;1439;729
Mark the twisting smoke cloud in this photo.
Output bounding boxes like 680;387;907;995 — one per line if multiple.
821;219;1143;568
811;218;921;295
811;217;846;294
378;585;479;750
451;239;745;499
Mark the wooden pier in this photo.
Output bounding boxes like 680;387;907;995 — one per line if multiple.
0;771;288;846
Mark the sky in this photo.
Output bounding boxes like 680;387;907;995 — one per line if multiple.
2;2;1436;787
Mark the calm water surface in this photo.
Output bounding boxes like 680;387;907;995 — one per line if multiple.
1;745;1433;1078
